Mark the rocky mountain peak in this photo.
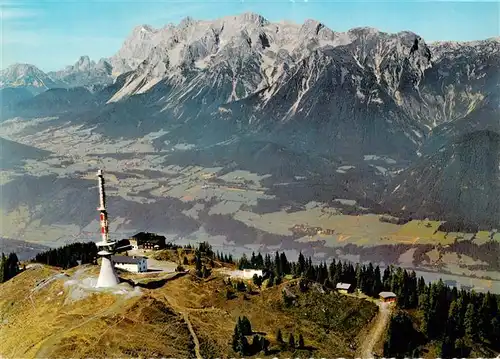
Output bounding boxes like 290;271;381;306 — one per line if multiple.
348;26;381;38
0;63;62;94
301;19;325;35
1;63;46;78
237;12;269;26
47;55;113;88
74;55;94;71
96;58;112;70
179;16;194;27
132;24;156;36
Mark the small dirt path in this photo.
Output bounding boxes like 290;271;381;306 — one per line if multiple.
357;300;393;358
181;312;202;359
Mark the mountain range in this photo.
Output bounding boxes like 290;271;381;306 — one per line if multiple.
1;12;499;237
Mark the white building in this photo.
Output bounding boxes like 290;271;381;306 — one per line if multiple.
228;269;263;279
111;255;148;273
336;282;352;294
129;239;139;250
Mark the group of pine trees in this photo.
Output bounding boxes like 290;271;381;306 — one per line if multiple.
214;251;234;264
384;311;422;357
275;329;305;350
33;242;97;269
384;285;500;357
418;281;500;357
238;250;415;300
231;316;269;355
0;252;20;283
223;277;250;299
194;254;212;278
192;242;234;277
236;250;500;357
195;241;235;263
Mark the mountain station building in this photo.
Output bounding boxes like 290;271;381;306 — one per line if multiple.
129;232;166;251
112;255;148;273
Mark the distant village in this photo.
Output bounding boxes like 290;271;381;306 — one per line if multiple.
289;224;335;237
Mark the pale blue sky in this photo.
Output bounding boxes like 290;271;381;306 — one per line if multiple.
1;0;498;72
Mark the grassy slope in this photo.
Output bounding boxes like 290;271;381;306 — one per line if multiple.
0;262;377;358
0;266;194;359
149;272;377;357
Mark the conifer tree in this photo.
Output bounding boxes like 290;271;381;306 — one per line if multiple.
252;274;262;288
261;336;270;354
236;280;246;292
373;266;382;296
235;332;249;355
267;273;275;288
232;322;240;351
454;337;470;358
264;253;272;269
382;266;392;290
251;252;257;268
195;255;203;277
298;251;306;275
238;253;250;270
417;276;426;294
463;301;476;340
0;253;6;283
298;333;305;348
439;336;455;358
328;259;336;280
251;334;262;353
384;311;417;357
276;328;283;343
305;262;314;280
355;263;363;291
274;252;281;276
240;316;252;335
491;317;500;349
280;252;290;275
479;292;496;341
256;252;264;268
201;265;210;278
408;271;418;308
288;333;295;348
446;300;460;339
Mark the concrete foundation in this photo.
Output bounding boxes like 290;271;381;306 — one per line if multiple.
96;256;120;288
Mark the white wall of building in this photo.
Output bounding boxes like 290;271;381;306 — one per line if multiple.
114;258;148;273
225;269;263;279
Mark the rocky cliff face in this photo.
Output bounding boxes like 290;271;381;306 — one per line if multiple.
47;56;113;87
0;63;64;95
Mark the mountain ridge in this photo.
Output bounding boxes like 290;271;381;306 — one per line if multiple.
1;12;499;229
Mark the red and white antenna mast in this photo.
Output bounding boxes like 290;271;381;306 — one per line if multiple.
95;169;119;288
97;169;109;243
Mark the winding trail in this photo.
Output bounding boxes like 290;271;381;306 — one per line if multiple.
181;312;202;359
357;301;393;358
